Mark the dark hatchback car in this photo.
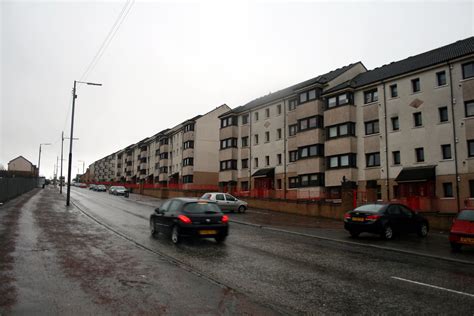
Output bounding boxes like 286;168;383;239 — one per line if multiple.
449;209;474;251
344;203;429;240
150;198;229;244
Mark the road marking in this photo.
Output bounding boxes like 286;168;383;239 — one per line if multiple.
391;276;474;298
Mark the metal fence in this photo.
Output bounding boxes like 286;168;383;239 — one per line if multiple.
0;177;38;203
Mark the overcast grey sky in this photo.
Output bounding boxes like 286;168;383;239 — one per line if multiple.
1;0;473;178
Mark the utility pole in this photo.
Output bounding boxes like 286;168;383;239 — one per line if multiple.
38;143;51;178
66;80;101;206
60;132;78;194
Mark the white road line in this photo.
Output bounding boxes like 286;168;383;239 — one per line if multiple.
391;276;474;298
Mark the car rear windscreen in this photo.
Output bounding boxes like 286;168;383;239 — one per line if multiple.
184;202;221;214
458;210;474;221
354;204;385;213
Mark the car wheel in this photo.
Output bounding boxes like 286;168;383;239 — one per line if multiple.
238;206;246;213
450;242;462;252
417;223;429;237
349;230;360;238
150;219;158;238
215;235;227;243
382;225;394;240
171;226;180;244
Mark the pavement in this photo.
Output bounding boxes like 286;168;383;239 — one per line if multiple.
125;192;474;265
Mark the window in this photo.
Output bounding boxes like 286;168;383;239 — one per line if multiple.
277;104;282;115
241;136;248;147
277;128;282;139
298;115;323;132
265;156;270;166
277;179;282;189
221;116;237;128
443;182;453;198
277;154;282;165
254;157;259;168
364;89;378;104
298;144;324;159
391;117;400;131
390;84;398;98
220;138;237;149
470;180;474;198
436;71;446;86
415;147;425;162
289;124;298;136
242;114;249;125
184;123;194;132
439;106;448;122
241;181;249;191
393;151;401;165
298;173;324;187
183;141;194;149
265;131;270;142
254;111;259;121
326;154;357;169
465;101;474;117
299;88;318;104
366;152;380;167
468;140;474;157
160;152;168;159
326;122;356;139
365;120;380;135
254;134;259;145
265;108;270;118
413;112;423;127
220;160;237;171
241;159;248;169
462;62;474;79
183;175;193;183
326;92;352;109
183;158;194;166
412;78;420;93
441;144;452;160
289;177;299;188
289;151;298;162
289;99;297;111
216;194;225;201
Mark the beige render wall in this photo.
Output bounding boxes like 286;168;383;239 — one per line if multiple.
8;157;33;172
324;63;367;91
194;104;231;174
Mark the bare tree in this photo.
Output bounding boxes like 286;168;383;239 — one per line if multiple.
0;163;5;171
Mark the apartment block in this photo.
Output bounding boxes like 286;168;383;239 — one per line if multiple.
218;37;474;211
89;104;230;187
218;62;366;198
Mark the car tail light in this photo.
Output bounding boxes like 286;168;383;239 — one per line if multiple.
366;214;381;221
222;215;229;223
178;215;192;224
344;213;351;220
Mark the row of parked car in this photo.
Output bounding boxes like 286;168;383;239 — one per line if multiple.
344;203;474;251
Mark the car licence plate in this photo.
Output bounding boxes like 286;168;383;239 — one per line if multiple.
460;237;474;244
199;230;217;235
351;217;365;222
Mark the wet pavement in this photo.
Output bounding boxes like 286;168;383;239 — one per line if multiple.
1;187;474;314
0;187;277;315
125;191;474;264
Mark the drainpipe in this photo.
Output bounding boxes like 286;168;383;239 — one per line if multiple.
249;110;253;191
382;81;390;201
283;99;287;199
448;62;461;213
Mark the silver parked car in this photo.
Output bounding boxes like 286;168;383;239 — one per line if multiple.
111;186;128;196
200;192;248;213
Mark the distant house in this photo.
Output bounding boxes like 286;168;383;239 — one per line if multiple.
8;156;38;176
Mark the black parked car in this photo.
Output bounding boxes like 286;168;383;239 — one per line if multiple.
344;203;429;240
150;197;229;244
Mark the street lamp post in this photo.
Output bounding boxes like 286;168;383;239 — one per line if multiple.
38;143;51;177
66;80;102;206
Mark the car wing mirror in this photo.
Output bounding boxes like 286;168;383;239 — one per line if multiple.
155;208;162;214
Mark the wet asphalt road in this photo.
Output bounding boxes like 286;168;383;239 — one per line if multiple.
69;188;474;314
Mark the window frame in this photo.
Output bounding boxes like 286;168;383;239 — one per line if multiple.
439;106;448;122
326;122;356;139
441;144;452;160
364;89;378;104
326;153;357;169
465;100;474;117
413;112;423;127
436;71;447;86
443;182;453;198
468;140;474;157
241;136;249;147
392;151;401;165
411;78;421;93
241;114;249;125
364;120;380;135
326;92;353;109
366;152;381;167
297;144;324;160
390;84;398;98
415;147;425;162
241;158;248;169
298;115;323;132
462;62;474;79
391;116;400;131
220;159;237;171
220;137;238;150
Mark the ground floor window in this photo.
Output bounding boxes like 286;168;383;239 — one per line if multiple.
469;180;474;198
443;182;453;197
241;181;249;191
276;179;282;189
182;175;193;184
326;186;341;199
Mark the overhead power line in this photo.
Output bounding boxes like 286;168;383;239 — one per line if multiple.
80;0;135;81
